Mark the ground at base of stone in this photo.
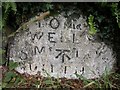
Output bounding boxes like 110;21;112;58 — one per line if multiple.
1;66;120;89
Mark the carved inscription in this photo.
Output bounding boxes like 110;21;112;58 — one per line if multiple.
50;18;60;29
9;12;115;79
48;32;56;43
55;49;71;63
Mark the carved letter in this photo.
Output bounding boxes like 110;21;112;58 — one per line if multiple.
64;66;67;74
19;50;27;60
34;46;45;55
55;49;71;63
51;64;53;72
48;32;56;43
50;18;60;29
73;33;75;43
31;32;44;41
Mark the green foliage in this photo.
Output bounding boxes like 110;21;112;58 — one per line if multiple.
0;1;1;7
0;48;6;65
99;67;111;88
88;15;97;35
74;72;92;86
9;61;18;70
43;79;54;85
4;71;16;83
0;2;2;30
111;3;120;28
0;59;6;65
4;2;16;13
1;2;120;89
3;71;24;88
75;68;120;89
0;48;5;55
2;2;17;28
0;18;2;30
1;2;119;40
42;70;61;88
41;3;53;11
2;61;25;88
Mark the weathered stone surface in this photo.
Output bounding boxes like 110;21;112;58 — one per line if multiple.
9;10;115;79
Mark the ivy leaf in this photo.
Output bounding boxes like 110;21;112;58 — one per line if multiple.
4;71;16;83
9;61;18;70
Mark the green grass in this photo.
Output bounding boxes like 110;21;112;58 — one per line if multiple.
1;61;120;89
74;69;120;89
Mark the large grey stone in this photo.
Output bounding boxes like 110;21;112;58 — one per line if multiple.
8;10;115;79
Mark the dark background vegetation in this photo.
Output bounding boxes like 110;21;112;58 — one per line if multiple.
2;2;120;72
1;2;120;89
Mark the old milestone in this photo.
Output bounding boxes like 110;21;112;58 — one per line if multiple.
9;10;115;79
